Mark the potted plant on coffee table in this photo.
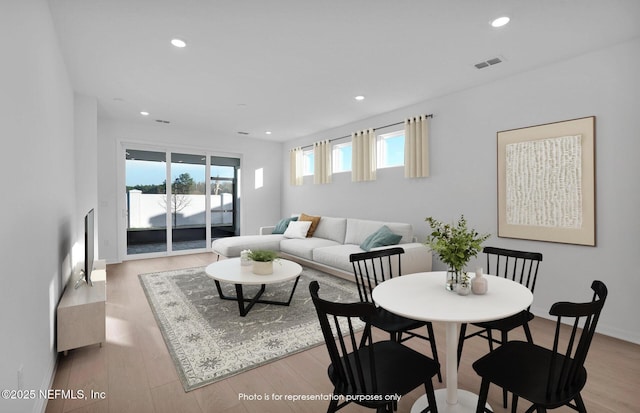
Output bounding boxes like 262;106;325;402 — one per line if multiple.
247;250;279;275
425;215;490;291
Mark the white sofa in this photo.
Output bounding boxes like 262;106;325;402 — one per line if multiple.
211;216;432;281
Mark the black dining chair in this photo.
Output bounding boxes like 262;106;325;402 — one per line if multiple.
458;247;544;358
473;280;608;413
350;247;442;382
457;246;542;407
309;281;440;413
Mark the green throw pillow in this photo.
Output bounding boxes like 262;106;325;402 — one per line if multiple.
360;225;402;251
272;216;298;234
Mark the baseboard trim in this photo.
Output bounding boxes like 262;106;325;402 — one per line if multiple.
36;352;58;413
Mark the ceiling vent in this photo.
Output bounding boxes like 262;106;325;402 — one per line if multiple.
155;119;170;124
237;131;249;135
475;56;504;69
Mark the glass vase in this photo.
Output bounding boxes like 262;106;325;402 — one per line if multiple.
240;250;252;266
446;268;462;291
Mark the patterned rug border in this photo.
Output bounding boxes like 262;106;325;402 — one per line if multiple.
139;265;360;392
139;266;212;392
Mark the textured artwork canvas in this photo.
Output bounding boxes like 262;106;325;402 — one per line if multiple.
497;117;595;245
506;135;582;228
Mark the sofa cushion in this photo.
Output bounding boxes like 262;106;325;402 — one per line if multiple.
280;237;341;260
283;221;312;239
345;219;414;245
312;216;347;244
299;213;321;237
360;225;403;251
312;244;365;273
272;216;298;234
211;235;283;257
314;244;410;275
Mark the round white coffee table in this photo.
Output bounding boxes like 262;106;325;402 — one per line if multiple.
205;257;303;316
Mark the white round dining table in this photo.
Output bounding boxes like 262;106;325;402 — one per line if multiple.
372;271;533;413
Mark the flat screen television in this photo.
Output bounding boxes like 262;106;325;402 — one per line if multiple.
76;208;95;288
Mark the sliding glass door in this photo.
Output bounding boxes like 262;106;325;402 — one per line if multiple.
124;146;240;258
211;156;240;239
171;153;207;251
125;149;168;255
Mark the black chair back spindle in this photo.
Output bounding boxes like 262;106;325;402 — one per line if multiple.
315;296;376;396
349;247;442;382
546;280;607;401
484;246;542;297
350;247;404;304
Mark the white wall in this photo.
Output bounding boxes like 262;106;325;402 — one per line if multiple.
282;38;640;344
74;94;99;271
0;1;78;412
97;119;283;263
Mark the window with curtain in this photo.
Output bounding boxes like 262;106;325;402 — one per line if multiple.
332;142;352;173
352;129;376;182
302;149;314;176
377;130;404;168
404;115;430;178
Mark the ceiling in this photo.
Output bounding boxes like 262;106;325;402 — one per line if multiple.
48;0;640;142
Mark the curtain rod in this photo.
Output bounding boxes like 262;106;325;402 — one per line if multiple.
298;114;433;150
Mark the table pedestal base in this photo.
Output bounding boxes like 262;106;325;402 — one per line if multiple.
214;276;300;317
410;389;491;413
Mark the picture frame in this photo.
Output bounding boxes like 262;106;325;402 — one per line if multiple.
497;116;596;246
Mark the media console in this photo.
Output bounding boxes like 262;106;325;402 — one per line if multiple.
57;260;106;355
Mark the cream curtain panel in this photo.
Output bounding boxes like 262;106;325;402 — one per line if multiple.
404;115;430;178
289;147;303;186
352;129;376;182
313;140;332;184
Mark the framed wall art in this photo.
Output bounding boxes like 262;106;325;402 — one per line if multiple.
497;116;596;246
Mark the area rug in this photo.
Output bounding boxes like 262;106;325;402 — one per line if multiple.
139;265;362;392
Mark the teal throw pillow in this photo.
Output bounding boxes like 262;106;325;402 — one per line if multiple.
272;216;298;234
360;225;402;251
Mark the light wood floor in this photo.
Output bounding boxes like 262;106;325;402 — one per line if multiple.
46;253;640;413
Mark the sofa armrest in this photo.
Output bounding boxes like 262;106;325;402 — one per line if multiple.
260;226;275;235
397;243;432;274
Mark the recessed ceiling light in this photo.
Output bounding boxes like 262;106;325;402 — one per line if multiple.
265;131;272;135
354;95;365;101
491;16;510;28
171;38;187;48
140;111;150;116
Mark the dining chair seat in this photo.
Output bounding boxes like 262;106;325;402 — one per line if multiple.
473;341;587;408
369;306;426;335
328;341;439;404
471;310;534;334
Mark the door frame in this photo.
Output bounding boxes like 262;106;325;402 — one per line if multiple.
117;140;242;262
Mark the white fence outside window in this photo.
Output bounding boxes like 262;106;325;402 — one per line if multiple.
127;190;233;228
